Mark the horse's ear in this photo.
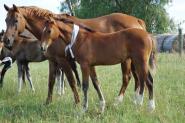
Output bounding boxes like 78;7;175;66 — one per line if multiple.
13;4;19;12
0;30;4;36
50;20;55;24
48;17;55;24
4;4;10;11
48;17;53;21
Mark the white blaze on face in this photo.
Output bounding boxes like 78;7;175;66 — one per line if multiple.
43;27;46;32
41;41;47;51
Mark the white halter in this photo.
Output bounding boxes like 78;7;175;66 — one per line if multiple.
2;57;13;67
65;24;79;58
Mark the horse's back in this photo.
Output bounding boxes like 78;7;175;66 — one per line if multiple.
63;13;146;32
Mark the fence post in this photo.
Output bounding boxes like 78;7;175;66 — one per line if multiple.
178;28;183;56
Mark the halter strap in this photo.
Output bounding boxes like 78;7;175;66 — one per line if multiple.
1;57;13;67
65;24;79;58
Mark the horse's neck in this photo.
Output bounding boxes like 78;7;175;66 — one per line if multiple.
57;22;73;42
21;12;43;40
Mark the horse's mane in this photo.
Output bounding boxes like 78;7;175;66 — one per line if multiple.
16;6;95;33
18;6;56;19
56;18;96;33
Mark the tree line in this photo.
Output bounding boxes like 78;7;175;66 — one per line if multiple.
60;0;176;33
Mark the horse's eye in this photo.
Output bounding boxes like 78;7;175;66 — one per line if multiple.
15;20;18;23
48;30;51;33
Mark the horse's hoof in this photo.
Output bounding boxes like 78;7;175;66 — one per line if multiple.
148;99;155;112
99;100;106;113
113;95;123;106
45;98;52;105
17;89;21;94
57;91;62;96
32;88;35;92
135;94;143;106
82;104;88;113
77;87;81;92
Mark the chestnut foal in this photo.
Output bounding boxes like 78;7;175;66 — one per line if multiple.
41;20;156;112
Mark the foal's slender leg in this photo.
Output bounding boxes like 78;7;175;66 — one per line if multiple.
17;62;23;93
46;60;57;105
22;66;26;85
59;59;80;104
131;63;140;104
134;60;148;106
80;63;90;112
90;66;105;113
131;63;140;92
69;60;81;89
61;69;65;94
146;71;155;111
24;63;35;92
114;60;132;106
56;68;65;95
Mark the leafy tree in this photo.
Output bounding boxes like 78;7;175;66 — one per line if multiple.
60;0;176;33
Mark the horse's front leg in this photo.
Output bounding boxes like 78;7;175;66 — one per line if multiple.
80;63;90;112
56;68;64;96
59;58;80;104
114;59;132;106
17;62;23;93
69;60;81;89
90;66;105;113
46;60;57;105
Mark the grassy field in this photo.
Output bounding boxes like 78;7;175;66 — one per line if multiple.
0;53;184;123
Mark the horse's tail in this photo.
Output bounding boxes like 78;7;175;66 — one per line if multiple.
149;35;157;75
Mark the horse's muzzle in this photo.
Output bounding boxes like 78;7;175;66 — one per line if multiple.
41;46;45;52
41;42;48;52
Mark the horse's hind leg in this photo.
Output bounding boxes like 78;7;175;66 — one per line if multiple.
146;71;155;111
133;59;148;106
131;63;140;104
114;59;131;106
24;63;35;92
90;66;105;113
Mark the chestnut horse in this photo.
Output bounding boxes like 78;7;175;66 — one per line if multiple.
3;4;81;104
3;4;156;105
55;13;146;32
55;12;157;106
41;19;156;112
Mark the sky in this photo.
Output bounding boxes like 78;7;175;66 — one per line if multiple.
0;0;185;33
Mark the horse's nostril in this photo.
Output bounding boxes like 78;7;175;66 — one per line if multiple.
7;39;10;44
5;38;10;45
41;46;45;51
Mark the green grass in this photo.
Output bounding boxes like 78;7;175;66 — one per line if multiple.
0;53;185;123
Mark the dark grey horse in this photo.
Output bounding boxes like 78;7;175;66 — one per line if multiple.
0;30;65;93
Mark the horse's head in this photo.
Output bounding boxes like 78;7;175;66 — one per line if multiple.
41;19;61;51
3;4;26;48
0;32;4;58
